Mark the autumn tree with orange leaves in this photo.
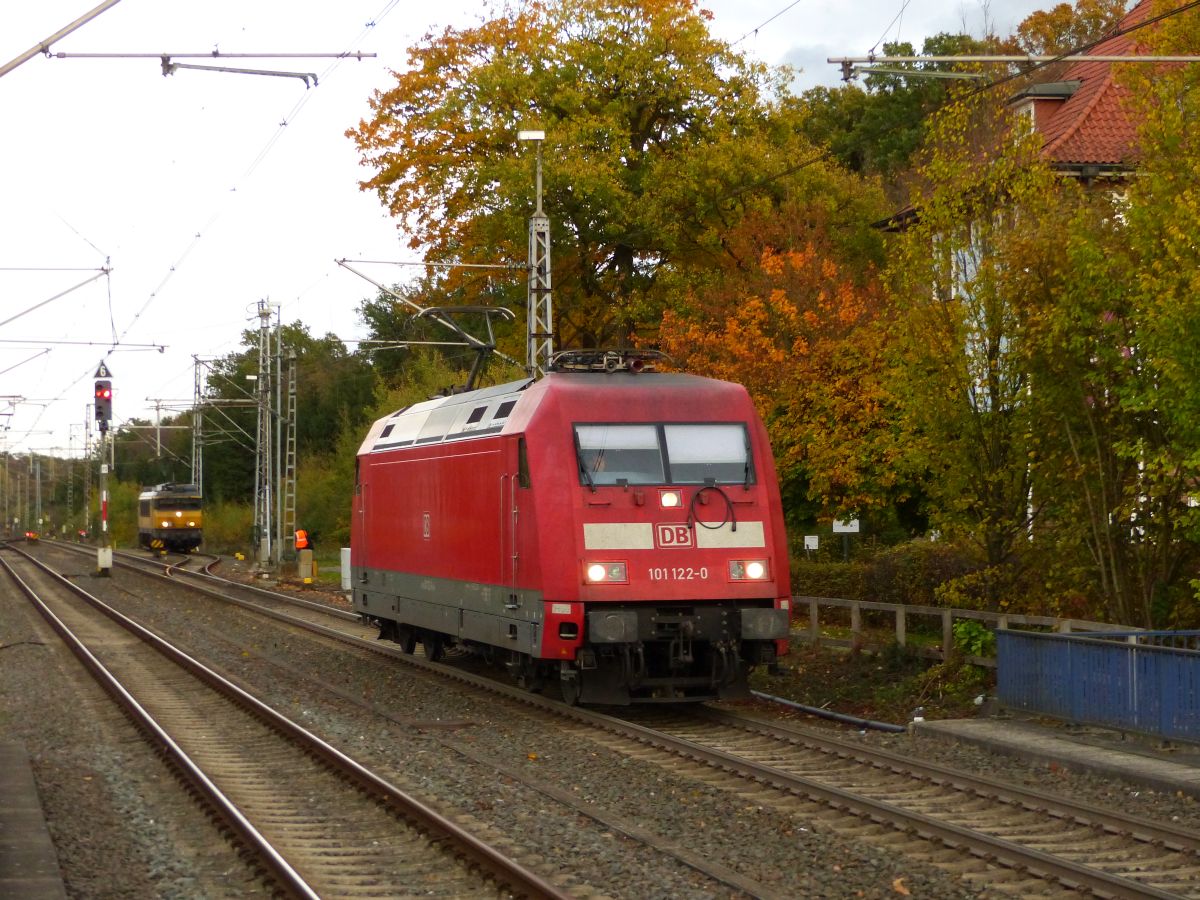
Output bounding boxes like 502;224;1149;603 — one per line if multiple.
658;184;909;530
347;0;823;353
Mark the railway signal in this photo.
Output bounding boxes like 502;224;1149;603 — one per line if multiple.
93;362;113;576
94;379;112;430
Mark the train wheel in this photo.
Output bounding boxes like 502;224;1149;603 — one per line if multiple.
396;624;416;655
422;632;445;662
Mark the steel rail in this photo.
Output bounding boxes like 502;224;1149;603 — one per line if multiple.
696;706;1200;853
29;541;1193;897
0;552;320;900
569;711;1186;899
43;544;790;899
4;544;568;900
129;548;360;621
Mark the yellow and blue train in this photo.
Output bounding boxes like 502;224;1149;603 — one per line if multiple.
137;482;203;552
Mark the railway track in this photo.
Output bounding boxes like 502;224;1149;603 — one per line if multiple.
0;545;565;899
28;542;815;898
595;707;1200;897
30;541;1200;896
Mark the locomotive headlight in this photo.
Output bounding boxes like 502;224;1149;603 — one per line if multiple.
175;511;182;518
729;559;769;580
659;489;682;509
161;520;171;528
187;521;196;527
585;561;627;584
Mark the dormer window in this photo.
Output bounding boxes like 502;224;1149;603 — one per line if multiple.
1006;80;1080;132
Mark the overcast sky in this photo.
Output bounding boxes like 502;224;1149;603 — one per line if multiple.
1;0;1052;461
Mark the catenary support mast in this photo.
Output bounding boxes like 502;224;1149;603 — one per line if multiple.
521;131;553;376
253;300;274;568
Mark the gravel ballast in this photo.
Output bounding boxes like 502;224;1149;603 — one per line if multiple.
5;547;1198;898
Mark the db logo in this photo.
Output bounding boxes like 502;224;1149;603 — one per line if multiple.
655;523;693;548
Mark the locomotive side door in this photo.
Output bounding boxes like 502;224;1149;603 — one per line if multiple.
353;458;367;576
501;436;525;606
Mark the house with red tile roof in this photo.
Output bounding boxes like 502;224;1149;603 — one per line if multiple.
1008;0;1158;182
878;0;1160;231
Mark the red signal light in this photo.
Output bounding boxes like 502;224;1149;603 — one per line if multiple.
94;379;112;427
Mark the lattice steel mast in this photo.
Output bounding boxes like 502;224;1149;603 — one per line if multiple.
521;131;553;376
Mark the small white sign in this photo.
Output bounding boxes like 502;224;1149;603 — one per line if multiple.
804;535;819;550
832;518;860;534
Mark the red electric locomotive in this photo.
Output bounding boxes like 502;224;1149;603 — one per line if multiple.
350;349;791;704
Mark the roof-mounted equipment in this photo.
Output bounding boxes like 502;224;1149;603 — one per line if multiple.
548;348;673;374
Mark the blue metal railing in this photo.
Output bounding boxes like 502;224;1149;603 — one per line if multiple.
997;629;1200;742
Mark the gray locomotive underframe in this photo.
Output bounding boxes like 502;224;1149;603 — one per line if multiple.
354;567;546;655
353;565;790;656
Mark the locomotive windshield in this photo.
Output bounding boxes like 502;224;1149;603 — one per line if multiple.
154;497;202;511
575;423;752;486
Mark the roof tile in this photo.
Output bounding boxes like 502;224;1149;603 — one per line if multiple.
1038;0;1158;167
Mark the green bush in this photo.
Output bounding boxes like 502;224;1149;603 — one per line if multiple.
792;539;979;604
951;618;996;658
101;479;141;547
862;539;978;606
201;500;254;554
790;559;868;600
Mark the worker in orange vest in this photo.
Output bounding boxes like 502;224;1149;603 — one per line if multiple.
295;528;310;550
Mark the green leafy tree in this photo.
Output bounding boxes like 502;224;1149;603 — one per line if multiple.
800;33;1004;188
1016;0;1128;55
658;179;913;534
347;0;820;349
1017;189;1182;626
887;89;1060;593
200;322;378;508
992;1;1200;627
1093;4;1200;625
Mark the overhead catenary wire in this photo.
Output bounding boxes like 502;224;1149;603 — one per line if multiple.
335;259;523;368
108;0;401;364
0;270;111;329
832;0;1200;95
0;350;51;378
26;2;408;459
870;0;912;55
725;0;1200;206
0;340;164;350
730;0;807;48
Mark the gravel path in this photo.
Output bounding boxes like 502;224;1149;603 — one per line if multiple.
6;546;1197;899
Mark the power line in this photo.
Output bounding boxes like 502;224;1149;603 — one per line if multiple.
833;0;1200;95
730;0;807;48
870;0;912;55
734;0;1200;205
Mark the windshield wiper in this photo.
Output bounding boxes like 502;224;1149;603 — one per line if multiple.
574;432;596;493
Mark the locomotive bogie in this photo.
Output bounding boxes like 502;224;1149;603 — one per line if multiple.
351;367;792;705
